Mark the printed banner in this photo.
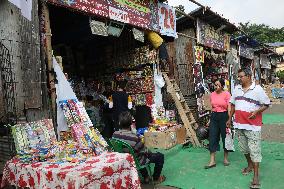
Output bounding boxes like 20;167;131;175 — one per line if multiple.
194;46;205;63
239;43;254;59
193;63;209;117
158;3;177;37
48;0;159;31
197;18;230;51
260;54;271;69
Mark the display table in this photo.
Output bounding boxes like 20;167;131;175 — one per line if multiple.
1;152;141;189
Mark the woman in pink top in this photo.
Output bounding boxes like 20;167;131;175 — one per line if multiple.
205;78;231;169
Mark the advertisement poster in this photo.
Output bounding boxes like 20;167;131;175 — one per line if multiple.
158;3;177;37
194;46;205;63
193;63;209;117
48;0;159;31
197;18;230;51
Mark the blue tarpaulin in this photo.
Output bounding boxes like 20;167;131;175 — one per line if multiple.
271;88;284;98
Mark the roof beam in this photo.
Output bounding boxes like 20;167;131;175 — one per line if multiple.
174;9;195;20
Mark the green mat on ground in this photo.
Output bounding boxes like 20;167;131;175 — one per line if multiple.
263;114;284;125
156;141;284;189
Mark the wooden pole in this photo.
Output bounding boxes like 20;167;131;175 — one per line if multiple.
42;2;57;131
188;0;206;9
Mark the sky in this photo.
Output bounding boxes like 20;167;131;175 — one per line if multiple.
168;0;284;28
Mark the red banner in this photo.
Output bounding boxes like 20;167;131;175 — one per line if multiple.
48;0;159;31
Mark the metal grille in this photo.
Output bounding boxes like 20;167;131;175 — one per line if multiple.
0;42;16;170
0;41;17;121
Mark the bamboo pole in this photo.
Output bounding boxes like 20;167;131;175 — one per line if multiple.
42;3;57;131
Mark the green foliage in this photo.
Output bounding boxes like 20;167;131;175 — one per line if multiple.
174;5;185;18
238;22;284;43
276;70;284;82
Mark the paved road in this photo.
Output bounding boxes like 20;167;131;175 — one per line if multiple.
262;100;284;143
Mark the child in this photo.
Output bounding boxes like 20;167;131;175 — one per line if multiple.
112;111;166;184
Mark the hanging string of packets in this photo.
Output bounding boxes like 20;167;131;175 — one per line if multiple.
131;93;153;106
60;99;108;155
113;46;158;69
59;99;93;128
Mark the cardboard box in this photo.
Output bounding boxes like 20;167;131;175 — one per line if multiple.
144;129;177;149
176;126;187;144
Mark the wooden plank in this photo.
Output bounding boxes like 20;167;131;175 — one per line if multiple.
163;73;200;147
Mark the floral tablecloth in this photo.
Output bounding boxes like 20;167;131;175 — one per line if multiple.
1;152;141;189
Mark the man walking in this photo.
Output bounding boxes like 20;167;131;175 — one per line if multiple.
227;68;270;189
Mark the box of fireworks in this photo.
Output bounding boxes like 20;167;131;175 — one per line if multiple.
144;128;177;149
165;110;176;121
175;125;187;144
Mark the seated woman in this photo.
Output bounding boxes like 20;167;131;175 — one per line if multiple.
112;111;166;184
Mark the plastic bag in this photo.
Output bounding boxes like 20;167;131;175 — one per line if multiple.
225;128;235;152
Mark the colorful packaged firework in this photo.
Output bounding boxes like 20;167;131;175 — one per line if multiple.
75;101;93;127
67;99;82;123
60;100;76;126
71;124;88;149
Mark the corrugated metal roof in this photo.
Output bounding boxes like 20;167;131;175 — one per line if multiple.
266;42;284;47
176;7;238;34
189;7;239;33
231;35;260;48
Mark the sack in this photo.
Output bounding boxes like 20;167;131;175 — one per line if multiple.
225;128;235;152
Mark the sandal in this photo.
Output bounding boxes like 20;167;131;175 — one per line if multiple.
154;175;166;184
224;162;230;166
250;182;261;189
143;176;150;184
242;167;253;175
204;164;216;169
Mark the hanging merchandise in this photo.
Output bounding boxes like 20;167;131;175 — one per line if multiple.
154;67;165;108
194;46;205;63
132;28;144;43
89;18;108;36
194;46;210;118
53;57;78;135
59;99;93;128
260;54;271;69
239;43;254;60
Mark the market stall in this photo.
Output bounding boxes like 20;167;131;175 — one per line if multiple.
0;117;140;189
193;17;232;118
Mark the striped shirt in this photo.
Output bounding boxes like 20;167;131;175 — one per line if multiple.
230;82;270;131
113;130;150;165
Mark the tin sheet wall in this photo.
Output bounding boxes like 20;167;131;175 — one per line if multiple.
0;0;45;121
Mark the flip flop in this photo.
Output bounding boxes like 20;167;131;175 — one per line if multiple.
153;175;166;184
242;167;253;175
224;162;230;166
204;164;216;169
250;182;261;189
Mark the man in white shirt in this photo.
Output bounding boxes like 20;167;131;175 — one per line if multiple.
227;68;270;189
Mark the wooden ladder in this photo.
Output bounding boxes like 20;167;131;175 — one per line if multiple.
162;72;201;147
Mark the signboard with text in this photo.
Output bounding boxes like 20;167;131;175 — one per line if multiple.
239;43;254;59
48;0;159;31
158;3;176;37
197;18;230;51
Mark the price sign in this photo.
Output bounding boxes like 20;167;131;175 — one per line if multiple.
158;3;177;37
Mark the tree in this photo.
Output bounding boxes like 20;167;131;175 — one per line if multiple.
238;22;284;43
174;5;185;18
